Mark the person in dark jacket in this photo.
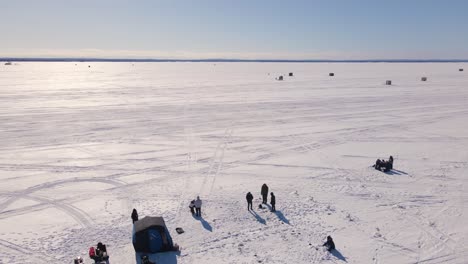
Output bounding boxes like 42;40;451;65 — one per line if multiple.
97;242;107;254
382;160;390;172
323;236;335;252
92;242;109;264
270;192;276;212
246;192;253;211
375;159;381;170
131;208;138;224
189;200;195;215
388;155;394;170
261;184;269;204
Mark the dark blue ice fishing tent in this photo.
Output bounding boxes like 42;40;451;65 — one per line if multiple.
132;216;174;253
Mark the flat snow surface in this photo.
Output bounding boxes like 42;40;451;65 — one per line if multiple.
0;62;467;264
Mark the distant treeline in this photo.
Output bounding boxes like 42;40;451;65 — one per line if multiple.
1;58;468;63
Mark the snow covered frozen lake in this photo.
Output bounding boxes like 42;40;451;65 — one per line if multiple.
0;62;467;263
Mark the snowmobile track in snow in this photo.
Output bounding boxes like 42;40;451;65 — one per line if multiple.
199;125;234;197
0;238;58;263
0;177;126;227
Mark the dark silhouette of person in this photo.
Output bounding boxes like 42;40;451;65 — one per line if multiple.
194;196;202;217
246;192;253;211
131;208;138;224
189;200;195;215
375;159;381;170
270;192;276;212
323;236;335;252
388;155;394;170
261;184;269;204
97;242;107;254
93;242;109;263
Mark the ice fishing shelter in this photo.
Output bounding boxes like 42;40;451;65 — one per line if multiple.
133;216;174;253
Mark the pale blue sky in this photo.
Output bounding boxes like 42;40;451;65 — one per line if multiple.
1;0;468;59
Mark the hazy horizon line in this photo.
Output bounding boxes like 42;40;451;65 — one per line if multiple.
2;57;468;63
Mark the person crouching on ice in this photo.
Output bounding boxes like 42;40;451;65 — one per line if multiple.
323;236;335;252
189;200;195;215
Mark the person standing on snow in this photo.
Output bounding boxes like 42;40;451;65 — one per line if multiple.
131;208;138;224
246;192;254;211
388;155;394;170
194;196;202;217
261;184;269;204
270;192;276;212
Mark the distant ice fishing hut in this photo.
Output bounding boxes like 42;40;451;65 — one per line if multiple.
421;77;427;81
386;80;392;85
459;68;464;72
289;72;293;76
277;75;284;81
329;73;334;76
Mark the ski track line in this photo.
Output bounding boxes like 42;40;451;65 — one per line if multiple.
199;125;233;197
0;238;57;264
19;194;92;228
0;177;126;213
0;193;91;220
198;127;229;195
174;97;198;228
206;126;233;197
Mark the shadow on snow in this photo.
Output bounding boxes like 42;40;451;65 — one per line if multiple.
274;210;290;225
192;214;213;232
331;249;347;262
249;210;266;224
384;169;408;175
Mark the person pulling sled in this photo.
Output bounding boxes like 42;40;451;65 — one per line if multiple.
189;200;196;215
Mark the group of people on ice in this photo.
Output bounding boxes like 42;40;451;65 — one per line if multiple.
374;155;394;172
189;196;203;217
74;242;109;264
246;183;276;212
75;153;389;263
116;158;382;262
